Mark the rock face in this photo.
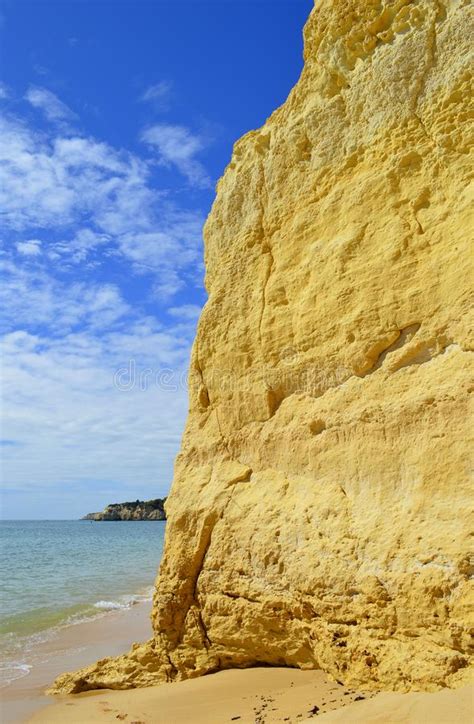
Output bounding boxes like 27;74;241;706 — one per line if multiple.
52;0;473;695
82;499;166;521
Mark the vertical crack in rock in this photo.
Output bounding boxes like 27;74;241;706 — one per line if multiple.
215;408;232;459
257;144;274;360
259;245;275;356
412;1;443;150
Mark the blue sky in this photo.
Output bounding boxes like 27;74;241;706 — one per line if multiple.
0;0;312;519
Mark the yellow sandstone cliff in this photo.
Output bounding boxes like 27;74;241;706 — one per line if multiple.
53;0;473;695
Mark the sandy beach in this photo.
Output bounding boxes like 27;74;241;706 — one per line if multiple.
29;666;372;723
1;600;153;724
1;598;471;724
28;666;472;724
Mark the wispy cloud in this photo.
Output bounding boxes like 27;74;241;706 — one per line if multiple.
1;86;207;516
0;256;198;507
16;239;42;256
25;85;77;124
140;80;172;110
33;64;50;77
141;123;211;188
0;111;205;294
0;259;130;334
0;114;132;229
1;324;191;503
167;303;202;321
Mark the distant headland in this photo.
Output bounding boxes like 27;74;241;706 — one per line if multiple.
82;498;166;521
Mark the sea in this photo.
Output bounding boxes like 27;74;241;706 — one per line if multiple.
0;520;166;688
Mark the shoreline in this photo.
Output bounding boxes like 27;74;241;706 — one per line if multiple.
0;600;153;724
1;600;471;723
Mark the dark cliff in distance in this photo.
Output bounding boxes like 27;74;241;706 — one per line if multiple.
82;498;166;521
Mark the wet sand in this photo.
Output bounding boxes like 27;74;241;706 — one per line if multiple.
1;600;152;724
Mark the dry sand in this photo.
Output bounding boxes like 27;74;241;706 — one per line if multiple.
315;684;473;723
29;667;371;723
28;666;473;724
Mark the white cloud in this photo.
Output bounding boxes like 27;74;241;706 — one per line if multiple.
0;259;130;334
16;239;42;256
140;81;172;109
25;85;77;124
51;228;110;264
0;324;190;505
0;88;209;517
151;272;185;301
0;82;9;100
118;210;203;275
0;256;197;509
141;123;211;188
0;115;81;228
0;92;208;315
167;304;202;321
0;113;205;292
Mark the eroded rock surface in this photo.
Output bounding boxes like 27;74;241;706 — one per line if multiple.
52;0;473;695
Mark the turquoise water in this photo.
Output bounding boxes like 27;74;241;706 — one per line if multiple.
0;520;165;685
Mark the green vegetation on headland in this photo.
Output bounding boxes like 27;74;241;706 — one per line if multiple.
82;498;166;521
